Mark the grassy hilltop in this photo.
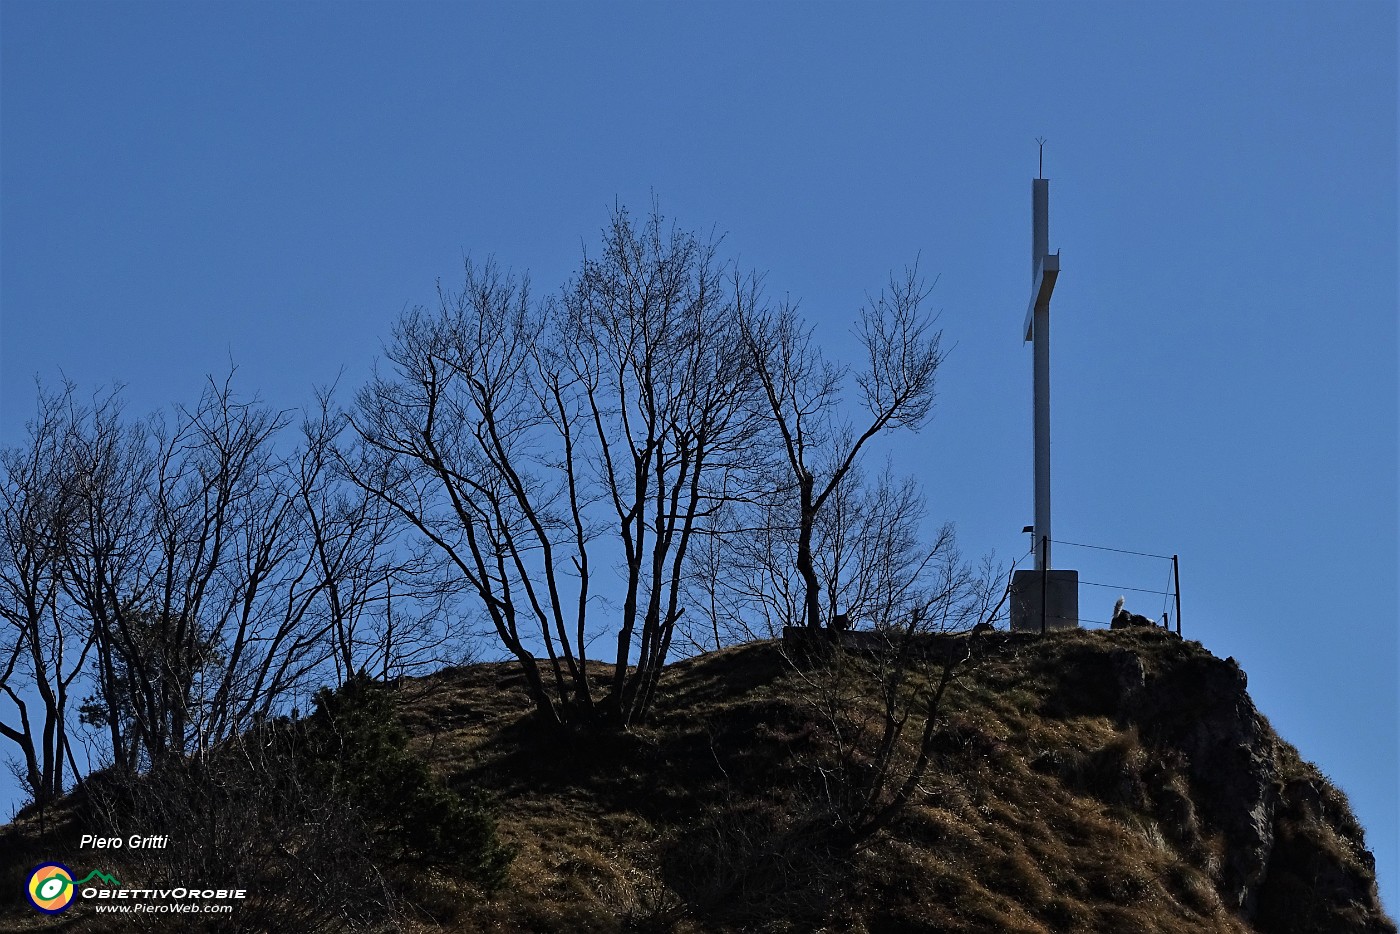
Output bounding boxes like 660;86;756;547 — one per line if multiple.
0;627;1392;933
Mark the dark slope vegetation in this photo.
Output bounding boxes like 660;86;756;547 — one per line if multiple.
1;628;1391;933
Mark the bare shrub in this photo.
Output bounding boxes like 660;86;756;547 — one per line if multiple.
77;675;510;931
81;722;395;932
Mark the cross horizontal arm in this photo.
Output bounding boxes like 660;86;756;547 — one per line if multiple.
1022;251;1061;342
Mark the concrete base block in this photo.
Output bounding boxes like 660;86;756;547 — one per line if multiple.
1010;569;1080;632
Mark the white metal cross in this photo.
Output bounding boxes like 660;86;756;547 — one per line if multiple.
1023;177;1060;571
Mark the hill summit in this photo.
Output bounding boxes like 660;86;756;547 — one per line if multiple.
1;627;1392;933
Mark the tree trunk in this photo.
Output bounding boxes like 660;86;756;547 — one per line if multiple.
796;472;822;629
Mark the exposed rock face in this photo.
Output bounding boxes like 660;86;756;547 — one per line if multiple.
1104;637;1392;933
1142;655;1274;915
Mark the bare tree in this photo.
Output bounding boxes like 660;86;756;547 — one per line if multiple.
53;383;158;771
51;376;289;767
742;264;945;631
815;466;952;633
351;206;765;728
20;373;447;775
0;382;93;810
349;261;575;724
562;209;767;724
299;392;460;685
786;525;999;846
0;365;468;816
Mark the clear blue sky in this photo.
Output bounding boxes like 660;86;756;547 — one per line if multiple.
3;0;1396;913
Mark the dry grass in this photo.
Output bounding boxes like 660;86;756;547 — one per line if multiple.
1;629;1391;933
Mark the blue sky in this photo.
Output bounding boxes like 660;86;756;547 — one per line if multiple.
2;0;1396;913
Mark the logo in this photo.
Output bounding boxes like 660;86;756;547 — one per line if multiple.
25;864;122;914
26;863;75;914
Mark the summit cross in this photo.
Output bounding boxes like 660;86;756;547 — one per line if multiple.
1023;174;1060;572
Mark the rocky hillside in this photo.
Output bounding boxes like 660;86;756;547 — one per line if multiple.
0;627;1392;933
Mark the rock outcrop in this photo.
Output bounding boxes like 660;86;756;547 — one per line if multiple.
1096;634;1389;932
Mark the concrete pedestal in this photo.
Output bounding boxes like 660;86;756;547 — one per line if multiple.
1010;569;1080;632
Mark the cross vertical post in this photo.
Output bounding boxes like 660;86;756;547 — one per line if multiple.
1010;158;1078;633
1024;179;1059;571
